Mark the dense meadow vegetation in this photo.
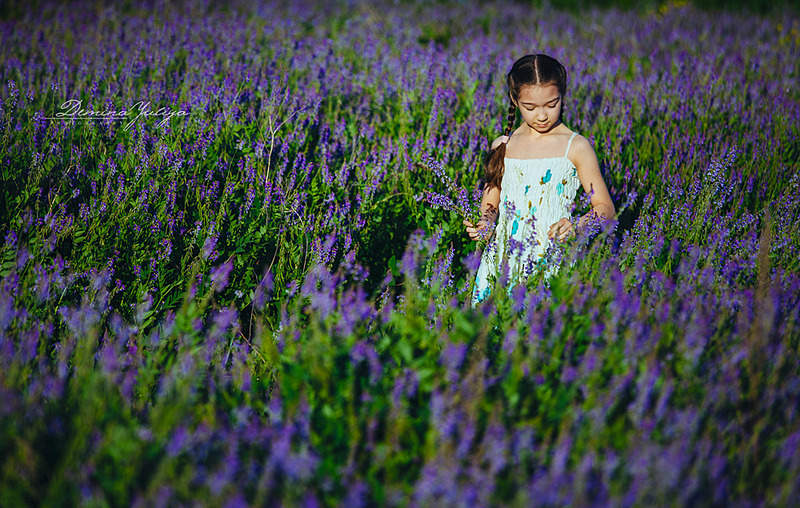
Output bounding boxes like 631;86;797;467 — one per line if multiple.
1;0;799;505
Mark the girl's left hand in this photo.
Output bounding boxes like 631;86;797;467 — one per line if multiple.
548;217;574;242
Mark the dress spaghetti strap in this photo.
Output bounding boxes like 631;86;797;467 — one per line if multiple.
564;131;577;158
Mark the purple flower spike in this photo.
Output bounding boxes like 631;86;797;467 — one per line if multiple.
210;259;233;293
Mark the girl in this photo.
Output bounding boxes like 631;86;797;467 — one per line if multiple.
464;53;616;307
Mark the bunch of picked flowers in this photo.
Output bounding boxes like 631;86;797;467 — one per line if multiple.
413;156;497;250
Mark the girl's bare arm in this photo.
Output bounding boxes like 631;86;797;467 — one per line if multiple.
570;135;616;225
479;185;501;221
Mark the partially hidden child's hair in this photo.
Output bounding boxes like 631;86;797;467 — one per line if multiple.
482;53;568;193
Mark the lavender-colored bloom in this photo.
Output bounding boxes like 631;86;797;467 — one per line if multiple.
213;306;239;333
0;294;13;331
350;340;382;383
223;494;248;508
166;426;188;457
302;492;321;508
779;430;800;464
343;479;369;507
463;250;482;272
560;365;578;384
210;260;233;293
440;341;467;382
482;420;508;475
511;283;526;313
202;234;218;261
502;328;518;355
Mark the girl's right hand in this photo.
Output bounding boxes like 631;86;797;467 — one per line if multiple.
463;218;493;242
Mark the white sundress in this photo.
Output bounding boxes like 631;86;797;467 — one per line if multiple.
471;131;581;307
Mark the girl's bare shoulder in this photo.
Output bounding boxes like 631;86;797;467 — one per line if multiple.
490;135;510;151
569;132;596;156
567;132;600;171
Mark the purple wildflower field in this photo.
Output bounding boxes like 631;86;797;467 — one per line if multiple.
1;0;799;506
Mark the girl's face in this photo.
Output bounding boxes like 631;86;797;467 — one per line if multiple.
511;83;562;133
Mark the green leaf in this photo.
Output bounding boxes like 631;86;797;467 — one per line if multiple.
397;338;413;363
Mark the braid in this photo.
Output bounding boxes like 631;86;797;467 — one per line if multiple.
505;101;516;137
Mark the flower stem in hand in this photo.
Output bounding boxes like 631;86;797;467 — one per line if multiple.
464;204;498;250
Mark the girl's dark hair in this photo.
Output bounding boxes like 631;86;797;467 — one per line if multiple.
483;54;568;192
